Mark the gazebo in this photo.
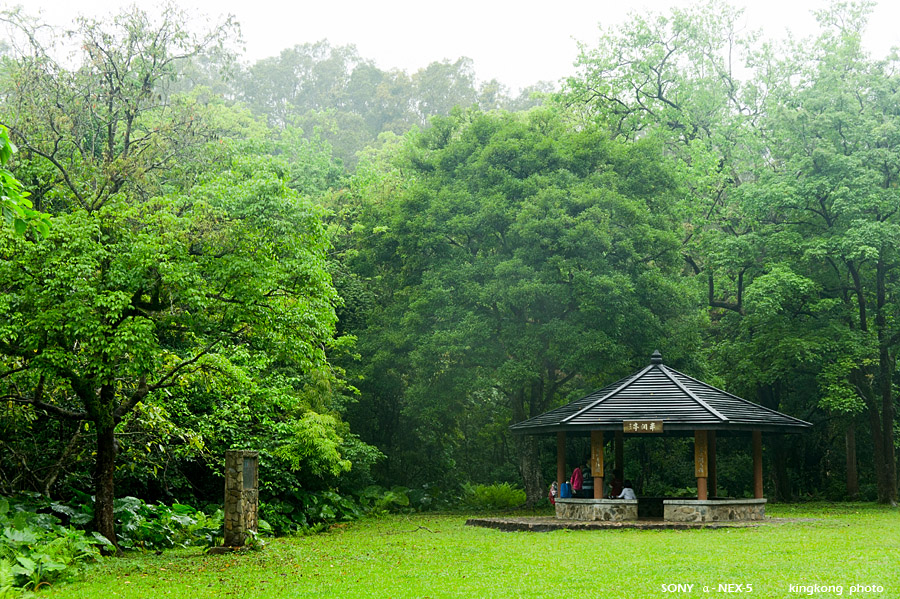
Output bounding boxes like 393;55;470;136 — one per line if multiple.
510;351;812;522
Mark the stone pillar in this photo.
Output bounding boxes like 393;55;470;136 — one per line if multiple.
753;431;763;499
591;430;604;499
708;431;717;498
224;450;259;547
556;432;566;488
695;430;708;501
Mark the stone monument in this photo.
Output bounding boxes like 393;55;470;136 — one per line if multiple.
223;450;259;547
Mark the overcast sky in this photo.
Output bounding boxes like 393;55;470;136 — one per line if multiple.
9;0;900;92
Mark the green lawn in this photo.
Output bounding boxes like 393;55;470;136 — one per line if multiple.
42;503;899;598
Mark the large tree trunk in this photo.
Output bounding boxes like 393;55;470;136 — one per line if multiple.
881;408;897;506
770;435;793;501
853;366;890;504
94;421;120;554
874;259;898;505
874;384;898;505
877;354;897;505
845;421;858;499
865;398;890;502
511;371;572;507
756;384;792;500
516;435;545;508
511;382;548;508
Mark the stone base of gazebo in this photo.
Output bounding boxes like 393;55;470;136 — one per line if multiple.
555;498;765;522
663;498;766;522
555;498;638;521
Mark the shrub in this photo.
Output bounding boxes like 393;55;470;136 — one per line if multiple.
260;489;364;533
2;493;234;560
355;486;411;515
112;496;226;550
0;496;110;592
461;483;526;511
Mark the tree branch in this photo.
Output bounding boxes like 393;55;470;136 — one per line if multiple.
1;124;88;209
109;373;147;423
4;389;87;421
708;271;745;315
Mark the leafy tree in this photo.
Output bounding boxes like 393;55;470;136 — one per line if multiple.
240;41;368;128
342;109;696;504
236;43;530;169
0;6;346;549
565;0;899;502
744;2;900;503
237;41;412;168
410;58;479;125
561;1;813;496
504;81;556;112
0;141;344;547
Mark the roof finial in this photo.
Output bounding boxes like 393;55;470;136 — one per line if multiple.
650;350;663;364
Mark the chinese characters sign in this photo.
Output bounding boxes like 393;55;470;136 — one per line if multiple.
623;420;664;433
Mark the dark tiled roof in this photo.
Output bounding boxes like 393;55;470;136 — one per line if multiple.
510;351;812;434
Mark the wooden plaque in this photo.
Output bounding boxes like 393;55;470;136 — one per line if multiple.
623;420;664;433
590;430;604;477
695;431;708;477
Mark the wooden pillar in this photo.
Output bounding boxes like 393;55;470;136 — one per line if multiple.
753;430;763;499
557;431;566;488
708;431;717;499
591;431;604;499
695;430;708;500
614;431;624;474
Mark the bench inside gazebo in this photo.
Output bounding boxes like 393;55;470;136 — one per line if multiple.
510;351;812;523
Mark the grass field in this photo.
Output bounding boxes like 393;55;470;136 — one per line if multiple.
41;503;899;598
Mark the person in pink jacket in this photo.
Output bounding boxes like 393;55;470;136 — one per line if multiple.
570;466;583;496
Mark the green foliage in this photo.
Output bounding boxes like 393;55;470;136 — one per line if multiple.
0;125;50;237
259;485;423;534
111;497;226;550
236;41;547;169
354;486;411;515
260;489;362;533
461;483;526;511
274;413;352;477
740;2;900;502
2;0;899;541
0;9;366;537
341;108;697;501
0;560;15;599
818;355;873;415
0;496;110;591
565;0;900;504
1;493;231;552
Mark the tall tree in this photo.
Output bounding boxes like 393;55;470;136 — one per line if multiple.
342;109;695;504
563;0;822;501
565;0;899;502
410;58;479;125
562;1;768;348
747;2;900;504
0;6;343;546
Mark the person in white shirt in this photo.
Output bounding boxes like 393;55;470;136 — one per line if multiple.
616;480;637;500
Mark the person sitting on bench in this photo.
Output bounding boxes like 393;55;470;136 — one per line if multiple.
616;480;636;500
607;469;624;498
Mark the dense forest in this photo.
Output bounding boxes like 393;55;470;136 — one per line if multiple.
1;0;898;553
